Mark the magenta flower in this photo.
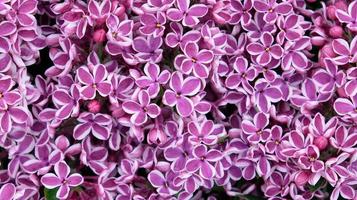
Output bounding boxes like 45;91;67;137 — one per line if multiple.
298;145;324;173
242;112;270;143
73;112;112;140
188;120;218;145
77;64;111;100
139;12;166;37
0;37;12;72
165;22;201;50
331;37;357;65
41;162;83;199
164;135;193;172
0;76;21;110
132;36;163;63
175;42;214;78
225;56;257;92
52;85;81;120
247;32;283;65
313;59;345;93
135;63;170;98
167;0;208;27
324;153;350;185
122;90;161;126
148;170;180;196
253;0;292;24
186;144;223;179
276;14;303;43
264;172;290;197
330;126;357;153
163;72;201;117
253;79;282;113
0;183;16;199
230;0;253;25
334;95;357;117
335;1;357;31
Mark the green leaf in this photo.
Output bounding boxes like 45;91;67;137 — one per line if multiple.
44;188;58;200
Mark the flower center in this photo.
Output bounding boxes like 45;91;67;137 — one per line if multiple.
265;48;270;52
156;23;161;28
0;92;3;99
192;58;197;63
268;8;273;13
275;140;280;144
309;156;316;161
92;84;97;88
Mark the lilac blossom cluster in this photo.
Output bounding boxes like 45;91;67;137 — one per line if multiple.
0;0;356;199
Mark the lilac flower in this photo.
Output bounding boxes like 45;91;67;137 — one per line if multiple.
264;172;290;197
73;112;112;140
132;36;163;63
8;0;38;26
331;37;357;65
324;153;350;186
165;22;201;50
139;12;166;37
88;0;111;24
77;64;112;100
175;42;214;78
0;183;16;200
253;79;282;113
80;138;109;175
163;72;201;117
0;76;21;110
0;36;13;72
298;145;324;173
164;135;193;172
225;56;257;92
186;144;223;179
242;112;270;143
148;170;180;196
135;63;170;98
247;32;283;65
187;120;218;145
334;95;357;117
335;1;357;31
230;0;253;25
243;13;276;41
253;0;292;24
330;126;357;153
313;59;345;94
52;85;81;120
167;0;208;27
22;145;63;175
41;161;83;199
276;14;303;44
122;90;161;126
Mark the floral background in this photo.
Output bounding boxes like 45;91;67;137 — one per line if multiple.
0;0;356;199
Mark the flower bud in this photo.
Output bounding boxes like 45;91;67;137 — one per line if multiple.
335;0;348;11
87;99;101;113
93;29;107;43
329;26;344;38
313;136;328;150
327;5;337;20
295;171;310;186
148;127;167;145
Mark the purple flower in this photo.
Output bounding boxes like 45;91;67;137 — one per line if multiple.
230;0;253;25
253;79;282;113
242;112;270;143
0;76;21;110
41;161;83;199
164;134;193;172
167;0;208;27
165;22;201;50
335;1;357;31
330;126;357;153
175;42;214;78
148;170;180;196
324;153;350;185
73;112;112;140
122;90;161;126
140;12;166;37
135;63;170;98
253;0;292;24
243;13;276;41
186;144;223;179
0;36;13;72
77;64;112;100
132;36;163;63
247;32;283;65
163;72;201;117
331;37;357;65
298;145;324;172
0;183;16;200
333;95;357;117
188;120;218;145
276;14;303;44
225;56;257;92
264;172;290;197
88;0;111;24
8;0;38;26
52;85;81;120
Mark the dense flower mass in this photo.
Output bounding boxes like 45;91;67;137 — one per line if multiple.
0;0;357;199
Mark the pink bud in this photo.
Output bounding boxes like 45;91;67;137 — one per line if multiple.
327;5;337;20
329;26;344;38
319;43;336;65
148;127;167;145
337;86;348;97
335;0;348;11
311;36;326;46
313;136;328;150
295;171;310;186
93;29;107;43
87;100;101;113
